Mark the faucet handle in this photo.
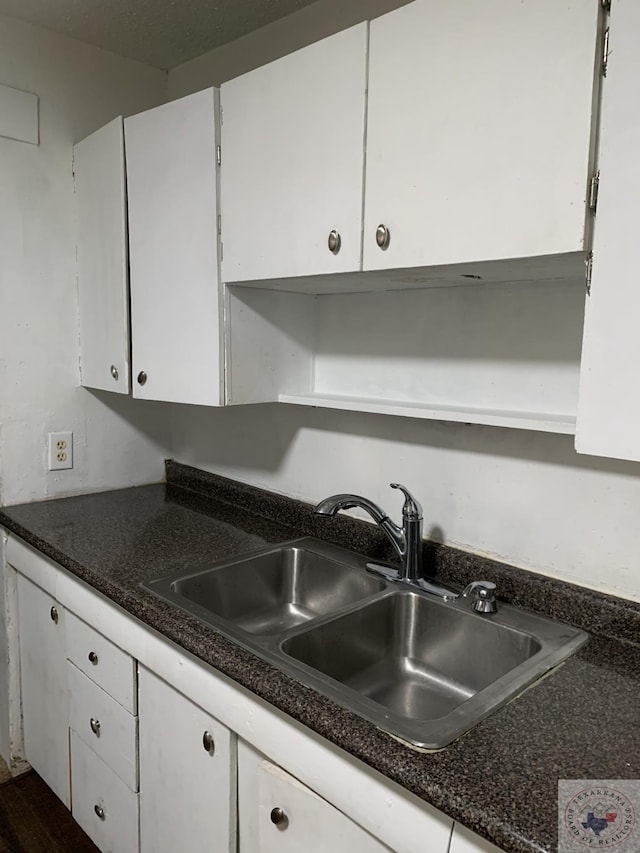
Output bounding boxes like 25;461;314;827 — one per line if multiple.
390;483;423;519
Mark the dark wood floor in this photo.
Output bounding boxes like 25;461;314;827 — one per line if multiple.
0;772;98;852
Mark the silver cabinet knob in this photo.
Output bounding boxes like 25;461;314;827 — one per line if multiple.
94;804;105;821
137;371;147;386
90;718;101;737
110;365;118;381
88;651;99;665
270;807;289;829
202;730;215;755
327;229;341;254
50;606;59;624
375;223;391;250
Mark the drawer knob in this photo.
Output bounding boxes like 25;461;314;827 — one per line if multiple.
137;371;147;386
94;804;106;821
90;718;101;737
375;223;391;250
88;651;99;665
110;365;119;381
270;807;289;830
50;606;59;624
202;730;215;755
327;229;341;254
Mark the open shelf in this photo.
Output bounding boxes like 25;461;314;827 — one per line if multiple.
228;252;586;294
226;278;585;434
278;393;576;434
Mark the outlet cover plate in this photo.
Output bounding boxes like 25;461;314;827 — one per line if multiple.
48;431;73;470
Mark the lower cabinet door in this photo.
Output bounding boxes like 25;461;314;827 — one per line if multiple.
449;823;505;853
138;666;236;853
238;741;392;853
70;731;138;853
17;574;70;807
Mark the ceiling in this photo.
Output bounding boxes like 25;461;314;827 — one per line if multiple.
0;0;322;70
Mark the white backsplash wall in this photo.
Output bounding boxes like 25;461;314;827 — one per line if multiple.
171;403;640;602
0;15;172;507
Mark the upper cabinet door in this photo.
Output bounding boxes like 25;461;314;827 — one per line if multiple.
576;0;640;462
363;0;600;272
221;23;368;283
125;88;223;405
74;117;130;394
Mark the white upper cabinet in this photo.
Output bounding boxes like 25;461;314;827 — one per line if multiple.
220;23;368;283
74;117;130;394
220;0;601;288
576;0;640;462
125;88;223;405
363;0;600;272
75;89;224;406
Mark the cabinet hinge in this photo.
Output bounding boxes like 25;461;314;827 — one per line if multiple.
216;145;221;166
602;26;610;76
588;171;600;213
217;214;222;236
585;252;593;295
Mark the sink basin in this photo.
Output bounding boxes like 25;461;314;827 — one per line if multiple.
145;540;384;636
143;537;588;748
281;591;541;721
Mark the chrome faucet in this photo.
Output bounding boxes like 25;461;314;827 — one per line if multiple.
315;483;422;580
315;483;456;600
315;483;499;609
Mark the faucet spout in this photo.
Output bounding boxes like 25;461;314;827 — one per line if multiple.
314;484;423;581
314;493;405;563
314;493;389;525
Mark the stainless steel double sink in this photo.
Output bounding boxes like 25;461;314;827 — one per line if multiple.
143;538;588;749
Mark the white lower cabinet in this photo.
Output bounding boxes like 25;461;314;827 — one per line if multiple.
70;731;139;852
66;609;137;713
9;538;506;853
449;823;504;853
238;740;392;853
66;614;140;851
16;574;70;807
138;666;236;853
68;662;138;791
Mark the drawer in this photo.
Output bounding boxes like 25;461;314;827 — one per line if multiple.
69;662;138;791
66;610;136;712
71;731;138;853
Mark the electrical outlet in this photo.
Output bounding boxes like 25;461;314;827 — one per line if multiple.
48;431;73;471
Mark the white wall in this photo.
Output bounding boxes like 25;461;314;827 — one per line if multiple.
167;1;640;604
170;404;640;602
0;14;172;767
0;15;172;507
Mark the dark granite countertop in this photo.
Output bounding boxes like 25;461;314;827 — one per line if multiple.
1;461;639;853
